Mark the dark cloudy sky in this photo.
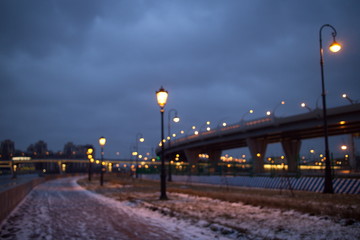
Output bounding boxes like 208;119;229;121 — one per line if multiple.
1;0;359;159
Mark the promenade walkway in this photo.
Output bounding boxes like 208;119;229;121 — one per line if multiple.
0;177;215;240
1;176;360;239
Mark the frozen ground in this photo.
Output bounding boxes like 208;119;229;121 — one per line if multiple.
0;177;218;240
1;177;360;240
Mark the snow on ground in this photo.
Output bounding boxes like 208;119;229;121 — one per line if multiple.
0;177;231;240
1;176;360;240
109;191;360;240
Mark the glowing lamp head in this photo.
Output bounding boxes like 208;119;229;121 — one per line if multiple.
173;116;180;123
87;148;94;155
329;41;341;52
301;103;306;108
99;136;106;147
139;137;145;142
156;86;168;109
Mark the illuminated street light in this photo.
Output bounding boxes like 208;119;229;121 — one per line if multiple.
319;24;342;193
167;109;180;181
87;147;94;181
272;101;286;117
342;93;355;104
300;102;312;112
156;86;168;200
99;136;106;186
199;121;211;132
135;133;144;179
240;109;254;124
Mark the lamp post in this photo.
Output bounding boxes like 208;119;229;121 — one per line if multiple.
272;101;285;118
198;121;211;133
99;136;106;186
135;133;144;179
87;147;94;181
301;102;312;112
240;109;254;125
319;24;341;193
342;94;355;104
156;86;169;200
167;109;180;182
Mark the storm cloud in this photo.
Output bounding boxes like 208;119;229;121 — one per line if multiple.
1;0;359;158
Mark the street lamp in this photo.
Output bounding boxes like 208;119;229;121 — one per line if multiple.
87;147;94;181
168;109;180;182
199;121;211;132
156;86;168;200
342;94;355;104
272;101;285;117
240;109;254;124
99;136;106;186
319;24;342;193
300;102;312;112
135;133;144;179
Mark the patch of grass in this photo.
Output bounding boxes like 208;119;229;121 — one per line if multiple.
78;174;360;221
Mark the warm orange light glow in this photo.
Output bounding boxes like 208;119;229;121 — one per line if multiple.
99;137;106;146
339;121;346;125
87;148;94;155
341;145;348;150
156;86;168;108
329;41;341;52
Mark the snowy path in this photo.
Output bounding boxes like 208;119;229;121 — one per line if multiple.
0;177;218;240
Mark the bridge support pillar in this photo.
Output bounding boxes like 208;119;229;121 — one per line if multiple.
207;150;222;174
349;134;359;170
281;139;301;173
58;161;63;174
247;138;267;174
184;149;201;174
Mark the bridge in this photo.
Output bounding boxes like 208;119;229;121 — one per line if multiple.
1;158;143;176
160;103;360;173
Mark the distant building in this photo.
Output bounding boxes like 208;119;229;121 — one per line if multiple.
0;139;15;160
63;142;93;159
27;140;48;158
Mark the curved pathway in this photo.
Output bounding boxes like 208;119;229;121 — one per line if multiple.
0;177;215;240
